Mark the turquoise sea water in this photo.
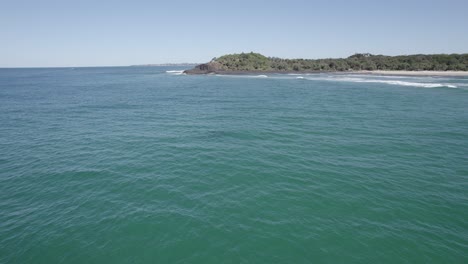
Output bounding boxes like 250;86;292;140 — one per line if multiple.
1;67;467;263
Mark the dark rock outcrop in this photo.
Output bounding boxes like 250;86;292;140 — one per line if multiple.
183;61;223;74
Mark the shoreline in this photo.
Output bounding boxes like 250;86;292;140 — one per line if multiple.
351;70;468;77
184;69;468;77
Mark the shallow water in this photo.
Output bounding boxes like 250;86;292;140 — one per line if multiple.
1;67;467;263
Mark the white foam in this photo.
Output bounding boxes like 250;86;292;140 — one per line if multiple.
357;79;457;88
166;70;185;75
304;75;459;88
451;82;468;87
212;72;465;88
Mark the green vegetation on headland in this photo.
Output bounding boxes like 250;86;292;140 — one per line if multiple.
184;52;468;74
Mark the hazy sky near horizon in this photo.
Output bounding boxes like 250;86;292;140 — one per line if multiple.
1;0;467;67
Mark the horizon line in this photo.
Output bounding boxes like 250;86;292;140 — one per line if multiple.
2;52;467;68
0;64;200;69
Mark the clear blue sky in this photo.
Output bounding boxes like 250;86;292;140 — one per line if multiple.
1;0;467;67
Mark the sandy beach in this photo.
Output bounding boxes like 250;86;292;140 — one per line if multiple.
355;70;468;77
186;69;468;77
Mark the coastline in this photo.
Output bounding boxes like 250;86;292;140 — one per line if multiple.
184;52;468;77
351;70;468;77
184;69;468;77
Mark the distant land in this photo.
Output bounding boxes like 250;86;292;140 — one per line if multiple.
131;63;199;67
184;52;468;76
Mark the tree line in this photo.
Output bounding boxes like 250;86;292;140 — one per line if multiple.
212;52;468;72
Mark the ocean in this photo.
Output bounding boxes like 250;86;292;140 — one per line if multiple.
1;67;467;263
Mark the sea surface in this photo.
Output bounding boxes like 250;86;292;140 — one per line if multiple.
1;67;467;263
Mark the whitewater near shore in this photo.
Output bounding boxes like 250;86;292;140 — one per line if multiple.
354;70;468;77
171;69;468;89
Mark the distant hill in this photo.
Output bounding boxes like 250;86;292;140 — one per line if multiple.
184;52;468;74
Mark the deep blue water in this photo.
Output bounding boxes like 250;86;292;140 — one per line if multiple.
1;67;467;263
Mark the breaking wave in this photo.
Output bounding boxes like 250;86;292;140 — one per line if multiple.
305;76;459;88
211;72;466;89
166;70;185;75
359;80;458;88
